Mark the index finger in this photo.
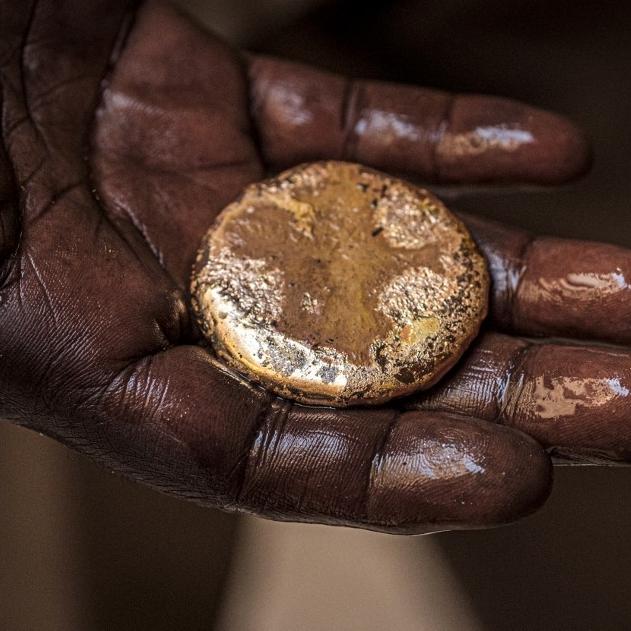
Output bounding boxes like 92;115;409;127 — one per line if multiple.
248;55;590;185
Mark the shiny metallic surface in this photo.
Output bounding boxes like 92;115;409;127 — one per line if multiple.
192;161;488;405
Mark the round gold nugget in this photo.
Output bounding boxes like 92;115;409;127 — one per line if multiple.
191;161;488;406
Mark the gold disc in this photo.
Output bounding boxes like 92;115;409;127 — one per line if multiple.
191;161;488;406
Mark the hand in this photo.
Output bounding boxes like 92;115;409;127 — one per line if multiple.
1;0;621;535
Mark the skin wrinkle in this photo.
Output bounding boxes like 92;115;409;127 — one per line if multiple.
433;91;454;182
2;111;31;139
2;114;41;182
27;73;94;112
24;251;57;324
366;409;401;518
339;75;354;135
243;56;273;172
14;153;44;189
27;180;84;224
0;163;17;280
497;341;533;427
509;232;536;330
233;391;273;506
18;0;41;144
0;89;23;287
340;78;362;159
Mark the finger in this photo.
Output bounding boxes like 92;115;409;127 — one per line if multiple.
247;55;590;185
463;212;631;345
406;332;631;463
60;346;550;534
92;0;262;287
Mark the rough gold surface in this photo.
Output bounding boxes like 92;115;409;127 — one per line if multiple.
191;161;489;406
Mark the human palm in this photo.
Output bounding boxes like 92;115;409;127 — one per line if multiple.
1;0;628;534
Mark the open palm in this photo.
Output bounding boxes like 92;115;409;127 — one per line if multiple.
1;0;628;534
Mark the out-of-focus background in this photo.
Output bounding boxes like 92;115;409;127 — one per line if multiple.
3;1;631;629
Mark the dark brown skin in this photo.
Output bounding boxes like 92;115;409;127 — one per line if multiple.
2;0;625;535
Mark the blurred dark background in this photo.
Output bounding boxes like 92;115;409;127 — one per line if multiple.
2;1;631;629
